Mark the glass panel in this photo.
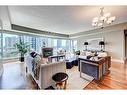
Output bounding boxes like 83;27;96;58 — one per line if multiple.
61;40;66;47
35;37;48;54
66;40;71;52
3;33;19;59
73;40;78;51
47;38;52;47
52;39;57;55
0;34;1;59
0;48;1;59
1;30;74;59
21;35;49;54
53;39;57;47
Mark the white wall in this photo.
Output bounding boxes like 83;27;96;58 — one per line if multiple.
0;6;11;30
71;22;127;62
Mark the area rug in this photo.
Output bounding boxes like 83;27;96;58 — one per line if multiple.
66;66;94;89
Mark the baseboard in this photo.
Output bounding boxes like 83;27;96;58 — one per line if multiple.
111;59;124;63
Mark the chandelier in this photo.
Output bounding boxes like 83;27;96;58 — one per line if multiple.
92;7;116;28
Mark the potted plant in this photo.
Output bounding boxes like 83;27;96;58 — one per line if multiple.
14;40;30;62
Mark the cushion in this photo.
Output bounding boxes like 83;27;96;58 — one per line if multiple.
57;48;65;55
30;52;37;58
80;51;85;56
33;54;41;64
85;51;95;56
87;56;92;59
97;52;107;57
90;56;99;61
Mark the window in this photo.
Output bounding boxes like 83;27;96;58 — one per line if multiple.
21;35;50;54
73;40;77;51
61;40;66;47
66;40;71;51
47;38;52;47
0;30;75;60
35;37;48;54
3;33;19;59
53;39;57;47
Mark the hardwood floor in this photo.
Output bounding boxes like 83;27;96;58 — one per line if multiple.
0;62;36;89
84;62;127;89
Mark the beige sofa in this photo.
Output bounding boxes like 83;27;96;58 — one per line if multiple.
25;55;66;89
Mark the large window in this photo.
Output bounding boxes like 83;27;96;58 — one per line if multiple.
0;31;77;60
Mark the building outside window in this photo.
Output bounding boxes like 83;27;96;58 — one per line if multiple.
3;33;19;59
35;37;48;54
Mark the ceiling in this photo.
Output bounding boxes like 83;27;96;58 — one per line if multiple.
8;6;127;35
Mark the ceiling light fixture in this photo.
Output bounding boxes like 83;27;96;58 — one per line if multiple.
92;7;116;28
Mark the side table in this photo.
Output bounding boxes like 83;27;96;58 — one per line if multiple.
52;72;68;89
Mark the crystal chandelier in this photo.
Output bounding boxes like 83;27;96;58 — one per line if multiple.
92;7;116;28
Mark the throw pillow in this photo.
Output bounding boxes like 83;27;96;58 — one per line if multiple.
97;52;107;57
86;51;95;56
30;51;37;58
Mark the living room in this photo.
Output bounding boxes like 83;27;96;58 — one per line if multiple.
0;6;127;90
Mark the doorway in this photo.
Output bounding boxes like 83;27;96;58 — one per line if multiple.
124;30;127;64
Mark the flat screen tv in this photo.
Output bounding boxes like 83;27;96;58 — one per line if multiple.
42;47;53;57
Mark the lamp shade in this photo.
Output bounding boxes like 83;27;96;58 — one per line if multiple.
99;41;105;45
84;42;88;45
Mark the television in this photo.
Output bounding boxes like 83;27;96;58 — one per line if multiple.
42;47;53;57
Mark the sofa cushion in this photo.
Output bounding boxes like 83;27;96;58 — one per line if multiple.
97;52;107;57
85;51;95;56
33;54;41;64
30;51;37;58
